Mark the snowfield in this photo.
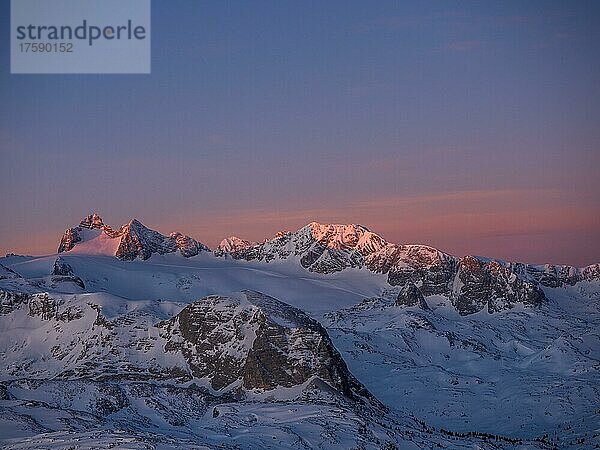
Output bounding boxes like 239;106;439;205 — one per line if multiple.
0;217;598;449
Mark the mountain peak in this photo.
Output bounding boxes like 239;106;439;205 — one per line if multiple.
118;218;149;235
128;218;144;227
300;221;387;255
214;221;388;273
305;221;371;237
79;213;105;229
117;217;143;228
216;236;255;254
58;215;208;260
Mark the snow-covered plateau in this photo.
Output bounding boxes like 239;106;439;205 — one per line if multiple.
0;214;598;449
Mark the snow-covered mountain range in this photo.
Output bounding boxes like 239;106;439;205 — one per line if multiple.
1;214;598;449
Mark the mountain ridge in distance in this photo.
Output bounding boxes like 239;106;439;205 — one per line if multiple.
54;213;599;316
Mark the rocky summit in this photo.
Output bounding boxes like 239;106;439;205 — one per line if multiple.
57;214;209;260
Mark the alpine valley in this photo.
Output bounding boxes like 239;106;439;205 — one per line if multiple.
0;214;598;449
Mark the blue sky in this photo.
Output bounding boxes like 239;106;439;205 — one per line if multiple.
1;1;599;265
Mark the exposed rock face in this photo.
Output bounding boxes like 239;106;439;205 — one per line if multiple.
214;236;255;257
0;289;82;320
378;255;545;316
50;257;85;289
0;289;31;315
53;257;73;276
57;227;83;253
0;282;376;405
451;257;546;315
0;384;10;400
114;219;178;260
57;214;209;260
214;223;457;290
114;220;210;260
170;232;209;258
158;291;373;401
58;213;113;252
395;282;429;310
27;293;61;320
79;213;107;230
367;244;457;296
215;222;387;273
213;222;558;315
510;262;600;287
580;263;600;282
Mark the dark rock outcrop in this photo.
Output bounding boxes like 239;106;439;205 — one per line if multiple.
115;220;209;260
79;213;108;230
451;256;546;315
0;289;83;320
57;227;83;253
395;282;430;310
27;293;61;320
510;262;600;288
368;244;457;296
170;232;210;258
0;383;11;400
0;289;31;315
159;291;373;402
114;219;177;260
53;257;73;276
51;257;85;288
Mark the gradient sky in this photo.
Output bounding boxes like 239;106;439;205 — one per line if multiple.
1;1;599;266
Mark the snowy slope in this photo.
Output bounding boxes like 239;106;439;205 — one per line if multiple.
6;252;388;315
0;216;599;449
324;283;600;445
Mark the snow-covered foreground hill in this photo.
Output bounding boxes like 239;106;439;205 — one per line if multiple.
325;285;600;441
0;216;598;449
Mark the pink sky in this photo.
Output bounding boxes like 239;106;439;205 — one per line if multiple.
1;2;598;268
3;188;598;267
